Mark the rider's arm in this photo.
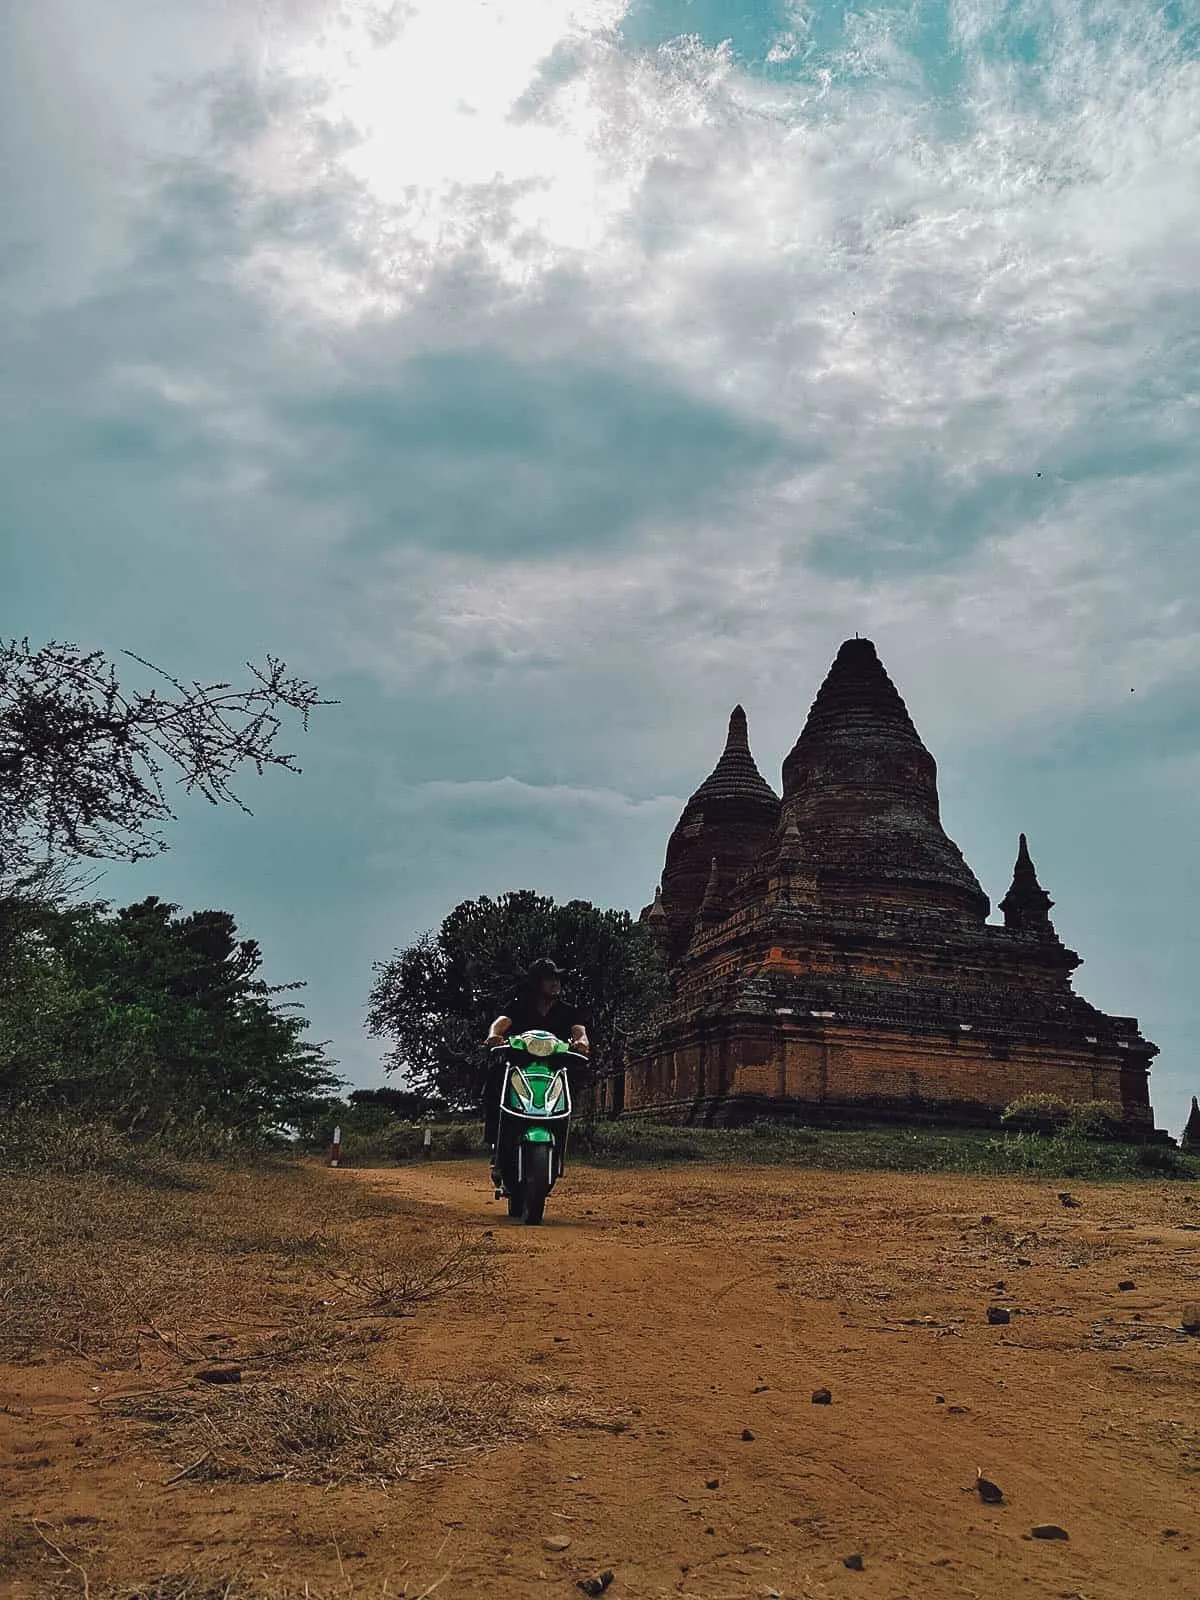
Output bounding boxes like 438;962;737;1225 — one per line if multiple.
570;1023;590;1056
486;1015;512;1048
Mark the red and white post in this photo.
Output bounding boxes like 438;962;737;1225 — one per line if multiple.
330;1125;342;1168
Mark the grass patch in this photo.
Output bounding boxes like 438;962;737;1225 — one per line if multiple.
339;1114;1199;1181
0;1159;494;1365
1;1528;376;1600
578;1121;1200;1180
116;1373;565;1487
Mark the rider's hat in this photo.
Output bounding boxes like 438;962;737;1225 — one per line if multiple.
527;957;567;982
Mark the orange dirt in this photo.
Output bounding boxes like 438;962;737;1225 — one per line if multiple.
3;1162;1198;1599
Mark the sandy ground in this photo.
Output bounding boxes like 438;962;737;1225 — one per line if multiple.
2;1160;1199;1599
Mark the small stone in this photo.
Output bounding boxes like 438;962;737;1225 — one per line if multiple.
742;1429;756;1441
1118;1281;1136;1292
567;1473;584;1482
706;1479;720;1490
1058;1193;1081;1208
1017;1257;1033;1267
544;1536;572;1553
1031;1525;1069;1541
843;1553;864;1571
935;1395;946;1404
197;1364;241;1384
981;1215;994;1224
976;1475;1004;1505
1162;1529;1180;1538
577;1571;614;1596
1181;1303;1200;1334
812;1388;833;1405
987;1306;1011;1325
947;1405;970;1415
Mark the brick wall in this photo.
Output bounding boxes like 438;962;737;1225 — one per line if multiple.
625;1019;1152;1126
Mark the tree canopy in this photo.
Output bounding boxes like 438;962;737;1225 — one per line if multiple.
366;891;665;1110
0;894;340;1135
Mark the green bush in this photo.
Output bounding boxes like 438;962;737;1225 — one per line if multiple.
1002;1095;1126;1141
1064;1100;1124;1138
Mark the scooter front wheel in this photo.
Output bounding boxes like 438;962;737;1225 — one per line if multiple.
521;1142;553;1226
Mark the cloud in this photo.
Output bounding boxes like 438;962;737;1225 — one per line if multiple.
4;0;1199;1131
271;349;793;556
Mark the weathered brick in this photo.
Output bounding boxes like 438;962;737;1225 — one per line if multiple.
628;639;1159;1133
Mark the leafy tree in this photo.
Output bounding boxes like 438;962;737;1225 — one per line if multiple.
0;895;340;1134
366;891;665;1113
0;639;328;888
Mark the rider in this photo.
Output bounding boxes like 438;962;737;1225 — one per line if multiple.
483;958;590;1176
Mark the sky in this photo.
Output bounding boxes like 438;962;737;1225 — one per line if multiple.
2;0;1198;1135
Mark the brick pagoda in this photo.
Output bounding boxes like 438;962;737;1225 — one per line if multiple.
621;638;1160;1134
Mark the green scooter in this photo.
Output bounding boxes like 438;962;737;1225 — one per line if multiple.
491;1030;578;1225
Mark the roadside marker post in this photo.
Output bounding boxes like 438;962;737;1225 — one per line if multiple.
330;1126;341;1167
423;1118;433;1160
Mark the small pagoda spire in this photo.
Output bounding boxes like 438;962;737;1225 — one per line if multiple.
644;885;670;948
687;705;779;809
695;857;727;930
772;809;805;867
1183;1096;1200;1151
1000;833;1056;934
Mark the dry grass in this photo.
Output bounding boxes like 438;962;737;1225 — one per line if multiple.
0;1164;494;1367
1;1524;394;1600
114;1371;565;1488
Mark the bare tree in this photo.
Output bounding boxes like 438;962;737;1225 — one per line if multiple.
0;639;331;886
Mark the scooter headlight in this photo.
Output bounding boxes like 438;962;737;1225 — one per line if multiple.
524;1031;558;1059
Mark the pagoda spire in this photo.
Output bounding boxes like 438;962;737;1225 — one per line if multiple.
775;638;990;920
1000;833;1056;935
688;705;779;810
1182;1096;1200;1151
655;705;780;964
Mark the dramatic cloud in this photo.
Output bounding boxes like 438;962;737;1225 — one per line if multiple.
3;0;1197;1127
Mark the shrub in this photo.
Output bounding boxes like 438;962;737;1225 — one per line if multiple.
1003;1095;1125;1140
1064;1100;1124;1139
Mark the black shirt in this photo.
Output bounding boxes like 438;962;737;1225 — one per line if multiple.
502;995;586;1043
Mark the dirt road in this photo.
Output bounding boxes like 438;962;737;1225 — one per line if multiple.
3;1161;1199;1598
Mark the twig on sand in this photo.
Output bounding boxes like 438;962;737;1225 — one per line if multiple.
164;1449;214;1486
31;1520;92;1600
413;1574;452;1600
